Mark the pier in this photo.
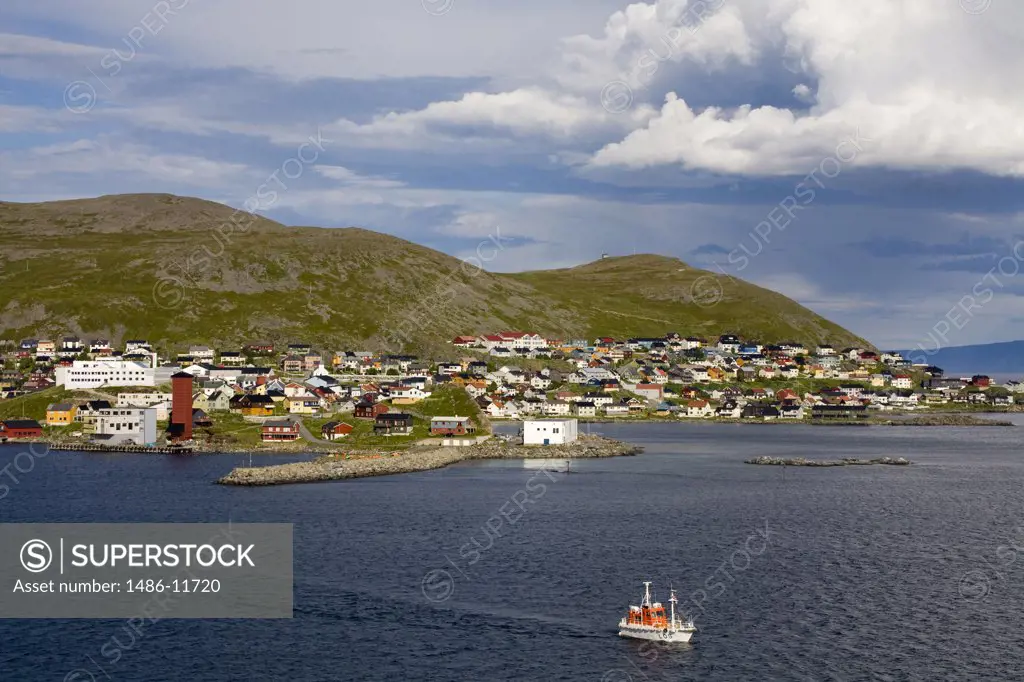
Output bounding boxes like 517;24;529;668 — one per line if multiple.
49;443;198;454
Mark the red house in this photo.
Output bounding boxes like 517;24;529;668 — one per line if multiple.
0;419;43;439
261;419;300;442
320;421;354;440
430;417;475;436
354;400;388;419
776;388;798;402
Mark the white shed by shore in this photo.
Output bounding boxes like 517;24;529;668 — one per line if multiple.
523;418;578;445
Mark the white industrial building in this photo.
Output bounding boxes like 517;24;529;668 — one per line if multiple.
56;359;155;389
523;419;578;446
89;407;158;446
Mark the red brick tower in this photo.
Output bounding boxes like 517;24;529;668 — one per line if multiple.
170;371;194;441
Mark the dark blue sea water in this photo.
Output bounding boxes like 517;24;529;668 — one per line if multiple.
2;418;1024;681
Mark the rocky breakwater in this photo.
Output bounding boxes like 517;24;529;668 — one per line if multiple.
217;435;642;486
217;448;468;486
746;456;912;467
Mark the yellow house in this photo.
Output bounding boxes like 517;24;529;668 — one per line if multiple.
192;392;210;411
287;395;321;414
46;402;78;426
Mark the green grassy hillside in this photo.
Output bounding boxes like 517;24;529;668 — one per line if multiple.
511;255;868;347
0;194;872;352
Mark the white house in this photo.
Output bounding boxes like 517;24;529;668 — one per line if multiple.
780;405;805;419
207;367;240;382
572;401;597;417
188;345;215;362
686;400;714;418
219;351;245;366
389;385;431;403
682;365;710;383
580;367;616;382
283;382;307;398
124;340;151;354
530;374;553;390
891;375;914;389
56;359;155;389
716;402;742;419
89;407;157;446
628;383;664;402
499;332;547;349
180;364;210;378
541;401;571;416
523;418;578;445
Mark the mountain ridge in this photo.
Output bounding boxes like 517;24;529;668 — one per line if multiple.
894;340;1024;376
0;193;873;353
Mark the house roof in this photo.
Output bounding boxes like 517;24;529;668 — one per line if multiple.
376;413;413;423
2;419;41;429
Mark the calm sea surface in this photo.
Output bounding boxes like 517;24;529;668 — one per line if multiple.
2;417;1024;681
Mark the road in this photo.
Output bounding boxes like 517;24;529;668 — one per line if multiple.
294;418;337;446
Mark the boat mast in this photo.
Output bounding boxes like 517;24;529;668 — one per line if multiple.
669;588;678;628
642;581;652;607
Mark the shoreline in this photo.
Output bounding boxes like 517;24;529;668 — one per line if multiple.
216;435;641;486
1;412;1013;456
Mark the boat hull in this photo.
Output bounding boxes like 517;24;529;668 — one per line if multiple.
618;625;693;643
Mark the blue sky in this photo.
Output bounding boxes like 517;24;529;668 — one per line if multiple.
3;0;1024;349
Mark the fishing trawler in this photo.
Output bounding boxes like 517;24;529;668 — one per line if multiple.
617;581;696;643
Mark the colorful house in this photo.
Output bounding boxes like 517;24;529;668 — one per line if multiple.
354;400;388;419
373;413;414;435
45;402;78;426
287;394;321;415
261;419;300;442
0;419;44;439
321;421;354;440
430;416;475;436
